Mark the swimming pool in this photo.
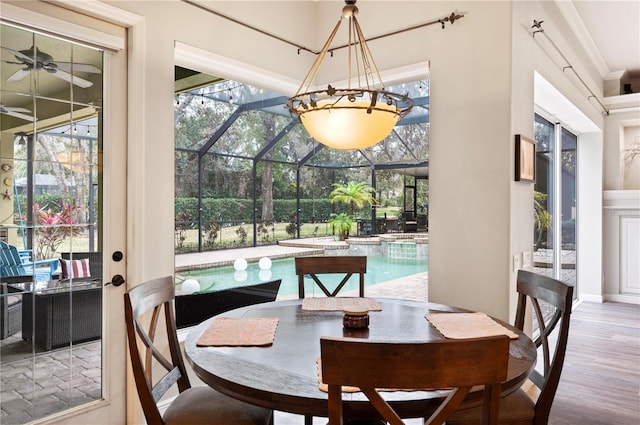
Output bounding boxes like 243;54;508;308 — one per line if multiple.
178;256;428;297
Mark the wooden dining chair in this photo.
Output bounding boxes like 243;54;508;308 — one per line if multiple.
296;256;367;425
321;335;511;425
295;255;366;298
447;269;574;425
124;275;273;425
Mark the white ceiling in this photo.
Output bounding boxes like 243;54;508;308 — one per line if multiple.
562;0;640;77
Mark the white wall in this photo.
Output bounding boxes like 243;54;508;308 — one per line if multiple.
577;132;604;302
513;1;607;311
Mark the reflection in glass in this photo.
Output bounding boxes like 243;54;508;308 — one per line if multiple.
1;22;103;423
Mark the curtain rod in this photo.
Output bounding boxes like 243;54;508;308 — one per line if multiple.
532;20;609;117
181;0;463;56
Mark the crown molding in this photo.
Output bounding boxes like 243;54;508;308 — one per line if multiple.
605;70;626;81
554;0;609;79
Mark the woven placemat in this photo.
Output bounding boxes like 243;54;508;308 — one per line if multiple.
197;317;279;347
302;297;382;311
425;312;519;339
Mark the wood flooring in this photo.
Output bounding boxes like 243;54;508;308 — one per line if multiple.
548;301;639;425
276;300;639;425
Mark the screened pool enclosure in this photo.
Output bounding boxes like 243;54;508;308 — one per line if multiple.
175;68;429;252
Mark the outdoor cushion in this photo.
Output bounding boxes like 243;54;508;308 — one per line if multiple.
61;258;91;279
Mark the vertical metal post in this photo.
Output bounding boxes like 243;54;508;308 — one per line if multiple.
371;166;377;234
553;123;562;279
296;166;301;239
252;161;258;247
88;139;95;251
26;134;34;250
197;155;203;252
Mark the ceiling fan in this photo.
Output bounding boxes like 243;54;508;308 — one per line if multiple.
0;104;36;121
2;45;101;88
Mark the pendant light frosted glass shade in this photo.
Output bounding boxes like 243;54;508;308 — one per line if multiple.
296;98;400;149
287;0;413;150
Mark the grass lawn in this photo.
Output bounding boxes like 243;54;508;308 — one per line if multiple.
176;209;406;252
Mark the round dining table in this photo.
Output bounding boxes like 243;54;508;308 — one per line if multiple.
184;298;536;420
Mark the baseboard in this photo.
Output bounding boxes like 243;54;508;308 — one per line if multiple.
579;294;604;303
603;293;640;304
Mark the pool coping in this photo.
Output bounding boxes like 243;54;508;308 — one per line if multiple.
175;235;430;272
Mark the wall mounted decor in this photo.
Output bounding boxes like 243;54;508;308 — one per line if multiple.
515;134;536;182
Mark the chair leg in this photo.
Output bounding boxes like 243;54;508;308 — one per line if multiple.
304;414;313;425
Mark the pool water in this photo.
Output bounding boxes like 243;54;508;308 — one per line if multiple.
179;256;428;297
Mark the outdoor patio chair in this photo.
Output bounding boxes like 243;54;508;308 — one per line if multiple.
448;269;574;425
0;275;38;340
125;275;274;425
0;241;58;281
386;217;400;233
295;256;366;298
401;212;418;232
321;335;510;425
0;283;21;339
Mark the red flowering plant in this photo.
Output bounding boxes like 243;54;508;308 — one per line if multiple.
33;202;82;260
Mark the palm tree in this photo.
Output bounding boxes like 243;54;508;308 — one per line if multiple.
328;213;354;240
329;182;376;216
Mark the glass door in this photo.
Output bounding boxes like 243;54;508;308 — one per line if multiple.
0;22;107;423
533;114;577;287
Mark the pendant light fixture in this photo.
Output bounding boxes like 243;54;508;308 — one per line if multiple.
287;0;413;150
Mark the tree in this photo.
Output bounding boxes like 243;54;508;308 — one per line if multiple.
328;212;353;240
329;181;376;216
534;190;551;248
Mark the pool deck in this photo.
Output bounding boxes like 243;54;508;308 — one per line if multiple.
175;237;430;302
175;235;426;272
175;244;324;272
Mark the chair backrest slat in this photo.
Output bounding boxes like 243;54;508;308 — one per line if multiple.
0;241;26;276
295;256;366;298
125;276;191;425
321;335;510;425
0;241;58;280
151;367;182;403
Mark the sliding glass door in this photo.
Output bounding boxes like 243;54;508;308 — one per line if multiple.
533;114;577;287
